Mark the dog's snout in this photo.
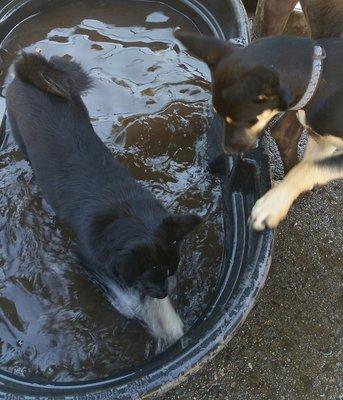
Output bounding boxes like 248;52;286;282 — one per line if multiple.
223;125;255;153
224;135;249;153
225;135;243;151
147;287;168;299
142;276;169;299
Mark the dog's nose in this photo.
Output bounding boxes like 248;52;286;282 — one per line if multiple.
224;139;243;153
224;132;253;153
145;282;168;299
148;288;168;299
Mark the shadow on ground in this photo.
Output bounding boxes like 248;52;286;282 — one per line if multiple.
156;181;342;400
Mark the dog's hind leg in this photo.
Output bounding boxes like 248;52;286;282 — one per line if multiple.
7;111;28;158
250;135;342;230
253;0;298;38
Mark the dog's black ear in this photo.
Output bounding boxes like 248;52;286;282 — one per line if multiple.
174;31;236;69
162;214;202;242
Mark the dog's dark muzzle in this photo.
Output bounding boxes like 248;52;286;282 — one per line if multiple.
141;279;169;300
145;287;168;300
223;124;256;154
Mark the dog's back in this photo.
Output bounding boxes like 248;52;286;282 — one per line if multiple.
6;53;135;229
254;0;343;39
301;0;343;38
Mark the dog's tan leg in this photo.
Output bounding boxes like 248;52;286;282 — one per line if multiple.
250;136;342;230
302;134;338;161
253;0;298;38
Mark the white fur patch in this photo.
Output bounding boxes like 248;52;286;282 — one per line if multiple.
101;275;184;351
247;109;279;137
250;182;292;230
140;296;184;352
296;110;308;128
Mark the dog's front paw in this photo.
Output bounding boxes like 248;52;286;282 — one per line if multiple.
250;186;294;231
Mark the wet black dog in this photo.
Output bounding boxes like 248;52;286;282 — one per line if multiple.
175;32;343;230
6;53;201;345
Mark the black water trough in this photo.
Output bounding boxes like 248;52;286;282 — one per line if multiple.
0;0;273;398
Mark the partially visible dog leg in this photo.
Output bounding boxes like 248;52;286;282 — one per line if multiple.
253;0;298;38
271;111;303;174
141;296;184;352
250;136;341;230
6;110;28;158
99;274;184;350
253;0;304;174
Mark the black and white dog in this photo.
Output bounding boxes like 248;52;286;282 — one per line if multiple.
6;53;201;349
175;32;343;230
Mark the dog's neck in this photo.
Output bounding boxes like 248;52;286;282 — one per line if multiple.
289;45;325;111
273;40;321;112
247;38;317;112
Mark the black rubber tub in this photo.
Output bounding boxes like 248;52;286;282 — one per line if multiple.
0;0;273;398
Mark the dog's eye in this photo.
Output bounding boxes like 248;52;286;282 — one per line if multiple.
247;118;258;126
253;94;269;104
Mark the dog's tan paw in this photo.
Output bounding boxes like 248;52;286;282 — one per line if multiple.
250;186;293;231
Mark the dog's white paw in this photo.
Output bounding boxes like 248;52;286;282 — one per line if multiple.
141;296;184;352
250;186;294;231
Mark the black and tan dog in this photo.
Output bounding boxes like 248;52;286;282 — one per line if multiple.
253;0;343;173
175;31;343;230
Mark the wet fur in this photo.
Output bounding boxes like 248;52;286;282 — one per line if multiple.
15;53;93;99
175;32;343;229
6;53;200;345
94;274;184;350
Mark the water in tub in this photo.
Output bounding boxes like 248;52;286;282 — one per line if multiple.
0;0;223;381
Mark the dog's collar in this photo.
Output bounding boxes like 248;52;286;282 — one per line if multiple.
289;45;326;111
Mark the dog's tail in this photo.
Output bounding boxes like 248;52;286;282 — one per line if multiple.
14;52;92;99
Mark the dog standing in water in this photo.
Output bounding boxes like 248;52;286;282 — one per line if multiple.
6;53;201;349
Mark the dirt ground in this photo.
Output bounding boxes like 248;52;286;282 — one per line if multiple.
155;9;343;400
156;180;342;400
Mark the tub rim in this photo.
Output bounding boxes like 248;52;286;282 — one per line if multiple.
0;0;274;398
